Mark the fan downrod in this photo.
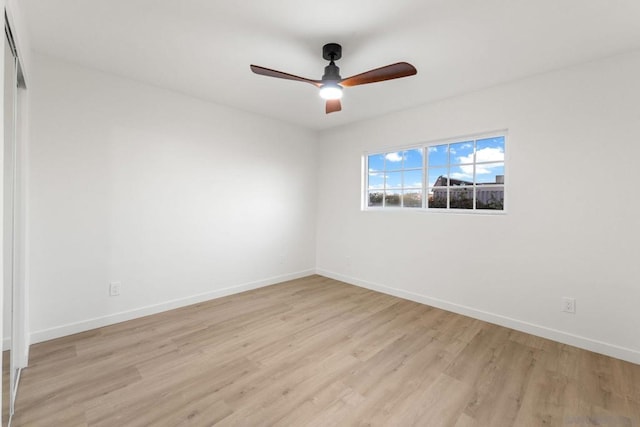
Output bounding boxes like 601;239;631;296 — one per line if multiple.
322;43;342;61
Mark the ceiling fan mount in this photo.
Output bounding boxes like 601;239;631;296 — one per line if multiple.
322;43;342;61
250;43;417;114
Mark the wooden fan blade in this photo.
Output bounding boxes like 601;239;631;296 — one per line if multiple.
340;62;417;87
326;99;342;114
250;65;322;87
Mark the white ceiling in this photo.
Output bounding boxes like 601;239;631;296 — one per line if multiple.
20;0;640;131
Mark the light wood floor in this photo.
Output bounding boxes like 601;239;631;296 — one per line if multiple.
11;275;640;426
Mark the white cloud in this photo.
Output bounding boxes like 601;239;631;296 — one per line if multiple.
455;163;502;177
456;147;503;165
476;147;504;162
451;146;503;179
385;152;403;162
476;164;501;175
450;172;473;181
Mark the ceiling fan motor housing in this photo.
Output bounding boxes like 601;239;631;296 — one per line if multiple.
322;63;341;81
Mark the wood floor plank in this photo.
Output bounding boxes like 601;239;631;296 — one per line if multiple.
10;275;640;426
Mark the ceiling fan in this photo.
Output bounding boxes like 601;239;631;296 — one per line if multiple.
250;43;417;114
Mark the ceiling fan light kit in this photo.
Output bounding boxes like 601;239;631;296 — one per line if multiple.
319;83;343;100
250;43;417;114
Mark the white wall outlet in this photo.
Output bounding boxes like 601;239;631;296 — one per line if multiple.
109;281;121;296
562;297;576;314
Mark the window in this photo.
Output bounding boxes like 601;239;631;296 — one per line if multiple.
367;148;424;208
365;134;505;212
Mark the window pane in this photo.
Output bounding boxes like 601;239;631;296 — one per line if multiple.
403;190;422;208
428;188;447;208
427;144;448;166
403;148;423;169
476;186;504;210
476;162;504;184
450;141;474;164
403;170;423;189
449;165;474;184
368;171;384;190
476;136;505;162
385;190;401;207
428;168;448;187
368;154;385;172
385;171;402;189
368;191;383;207
384;152;403;170
450;188;474;209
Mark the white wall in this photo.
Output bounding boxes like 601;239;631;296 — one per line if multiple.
316;50;640;364
28;54;318;341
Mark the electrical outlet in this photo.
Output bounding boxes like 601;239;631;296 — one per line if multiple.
562;297;576;314
109;282;121;296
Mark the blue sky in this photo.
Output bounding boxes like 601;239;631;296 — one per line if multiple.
368;136;505;190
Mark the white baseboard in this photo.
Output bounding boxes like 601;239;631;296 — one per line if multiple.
316;268;640;365
30;269;315;345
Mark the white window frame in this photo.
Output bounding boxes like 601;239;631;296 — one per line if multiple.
363;131;507;214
